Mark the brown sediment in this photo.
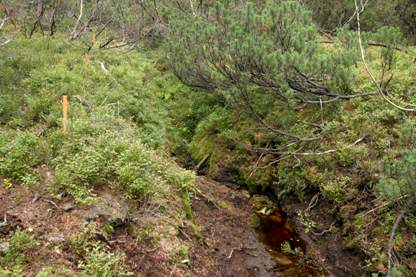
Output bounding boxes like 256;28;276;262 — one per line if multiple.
1;176;324;276
189;176;322;276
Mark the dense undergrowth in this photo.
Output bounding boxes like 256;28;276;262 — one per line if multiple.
157;2;416;274
168;64;416;275
0;35;194;275
1;4;416;274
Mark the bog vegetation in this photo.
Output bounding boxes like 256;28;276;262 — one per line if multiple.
0;0;416;276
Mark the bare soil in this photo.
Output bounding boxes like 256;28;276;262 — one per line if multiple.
0;176;359;276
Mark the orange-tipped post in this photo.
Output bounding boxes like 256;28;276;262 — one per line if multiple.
62;95;68;134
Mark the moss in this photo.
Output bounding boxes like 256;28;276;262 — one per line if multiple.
344;237;360;250
320;179;348;204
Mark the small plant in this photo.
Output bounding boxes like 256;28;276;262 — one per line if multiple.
0;229;36;272
78;244;127;277
1;179;13;190
281;241;302;256
70;224;99;258
169;243;190;265
297;211;317;234
281;241;295;255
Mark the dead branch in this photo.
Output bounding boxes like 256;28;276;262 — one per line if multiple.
0;39;11;46
100;40;135;49
195;154;209;171
260;136;365;157
292;136;365;156
320;39;406;53
249;143;270;177
240;88;322;142
341;0;369;28
0;17;8;30
312;220;336;237
354;0;416;112
49;4;57;36
306;193;320;212
43;199;59;209
0;17;11;45
364;194;409;216
387;209;405;277
252;136;365;171
227;245;257;259
227;247;238;259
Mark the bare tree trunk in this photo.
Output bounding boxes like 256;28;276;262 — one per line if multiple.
29;0;46;39
49;5;57;36
70;0;84;40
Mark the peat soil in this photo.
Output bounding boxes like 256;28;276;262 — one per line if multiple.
189;176;322;277
0;183;174;276
280;193;366;277
0;175;355;276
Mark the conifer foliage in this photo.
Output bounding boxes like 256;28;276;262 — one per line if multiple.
167;0;360;107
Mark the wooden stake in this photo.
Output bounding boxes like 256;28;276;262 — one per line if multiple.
62;95;68;133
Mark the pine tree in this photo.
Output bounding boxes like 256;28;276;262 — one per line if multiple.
166;0;360;140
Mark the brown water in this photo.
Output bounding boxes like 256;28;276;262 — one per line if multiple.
254;208;322;276
190;176;322;276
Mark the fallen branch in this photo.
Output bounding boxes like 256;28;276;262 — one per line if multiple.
43;199;59;209
0;39;11;46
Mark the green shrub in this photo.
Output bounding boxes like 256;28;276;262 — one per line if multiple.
78;244;127;277
0;131;46;183
377;149;416;210
0;229;36;272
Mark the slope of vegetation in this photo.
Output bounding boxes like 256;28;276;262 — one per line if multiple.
163;1;416;275
1;0;416;276
0;36;196;275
